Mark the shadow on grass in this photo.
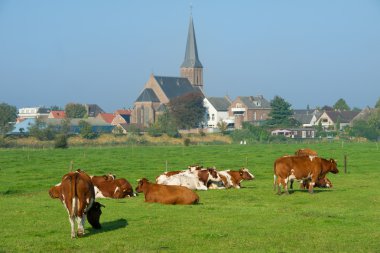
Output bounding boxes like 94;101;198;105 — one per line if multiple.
87;218;128;236
286;189;332;195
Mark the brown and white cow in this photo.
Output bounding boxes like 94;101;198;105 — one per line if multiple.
91;174;135;198
273;156;339;194
209;168;255;189
300;177;333;189
49;170;104;238
135;178;199;205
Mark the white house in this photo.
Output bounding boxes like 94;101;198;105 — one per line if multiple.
203;97;232;129
18;107;51;120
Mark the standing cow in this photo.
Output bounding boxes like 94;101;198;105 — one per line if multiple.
49;170;104;238
273;156;338;194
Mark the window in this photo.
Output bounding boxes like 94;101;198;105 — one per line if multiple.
211;114;215;121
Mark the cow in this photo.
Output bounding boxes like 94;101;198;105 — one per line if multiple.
91;174;135;198
156;167;221;190
300;177;333;189
295;148;318;157
135;178;199;205
273;156;339;194
49;170;104;238
209;168;255;189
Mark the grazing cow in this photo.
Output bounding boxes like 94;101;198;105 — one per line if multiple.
209;168;255;189
156;167;220;190
91;174;135;198
273;156;339;194
135;178;199;205
49;170;103;238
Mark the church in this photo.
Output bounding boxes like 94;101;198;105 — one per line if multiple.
131;15;204;127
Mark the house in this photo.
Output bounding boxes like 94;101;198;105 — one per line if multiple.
271;128;316;139
48;110;66;119
203;97;232;129
293;109;321;127
351;107;376;122
316;110;360;130
131;15;204;127
18;107;51;120
112;110;131;125
228;96;271;129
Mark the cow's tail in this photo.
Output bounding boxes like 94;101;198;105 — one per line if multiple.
71;172;79;216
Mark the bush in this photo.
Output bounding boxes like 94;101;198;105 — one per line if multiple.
184;138;191;146
54;134;68;149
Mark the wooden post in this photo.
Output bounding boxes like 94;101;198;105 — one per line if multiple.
165;160;168;172
344;155;347;174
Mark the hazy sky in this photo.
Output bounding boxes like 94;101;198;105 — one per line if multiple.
1;0;379;112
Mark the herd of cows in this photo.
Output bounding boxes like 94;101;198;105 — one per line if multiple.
49;148;339;238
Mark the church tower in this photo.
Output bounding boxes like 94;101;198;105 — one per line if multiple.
180;15;203;90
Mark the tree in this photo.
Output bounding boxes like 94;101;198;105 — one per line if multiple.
168;92;206;129
217;120;228;135
333;98;350;111
65;103;86;118
267;96;294;127
375;97;380;109
29;118;56;140
0;103;17;136
79;120;97;139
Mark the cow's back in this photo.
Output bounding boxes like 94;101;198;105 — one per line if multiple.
274;156;320;179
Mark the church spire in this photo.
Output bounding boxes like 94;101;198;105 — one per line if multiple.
180;14;204;89
181;15;203;68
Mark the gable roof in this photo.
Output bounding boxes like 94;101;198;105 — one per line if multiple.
324;110;360;123
136;88;160;102
114;109;131;115
238;96;271;109
207;97;231;111
97;113;116;124
85;104;105;117
153;75;202;100
293;114;314;124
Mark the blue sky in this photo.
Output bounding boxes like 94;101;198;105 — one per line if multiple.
1;0;379;112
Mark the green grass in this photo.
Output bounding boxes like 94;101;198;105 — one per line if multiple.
0;142;379;252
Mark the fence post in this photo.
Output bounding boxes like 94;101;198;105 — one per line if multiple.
344;155;347;174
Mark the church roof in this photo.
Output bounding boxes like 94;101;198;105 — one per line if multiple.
136;88;160;102
181;16;203;68
154;75;202;100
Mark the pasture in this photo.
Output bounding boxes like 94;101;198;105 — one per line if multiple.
0;142;379;252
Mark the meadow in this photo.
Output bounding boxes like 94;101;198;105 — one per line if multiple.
0;142;379;252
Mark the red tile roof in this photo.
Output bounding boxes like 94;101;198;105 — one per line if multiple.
49;111;66;119
97;113;116;123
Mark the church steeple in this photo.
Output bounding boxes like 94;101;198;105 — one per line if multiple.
180;15;203;89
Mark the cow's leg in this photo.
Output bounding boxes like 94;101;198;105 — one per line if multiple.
289;179;294;190
273;175;277;191
69;216;76;238
276;178;283;195
308;181;315;194
76;216;85;237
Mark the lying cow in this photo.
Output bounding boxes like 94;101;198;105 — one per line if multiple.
49;169;104;238
208;168;255;189
156;167;220;190
301;177;333;189
136;178;199;205
273;156;339;194
91;174;135;198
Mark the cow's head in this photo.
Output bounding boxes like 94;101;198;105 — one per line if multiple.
328;159;339;174
135;178;149;193
239;168;255;180
87;202;105;229
48;183;61;199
